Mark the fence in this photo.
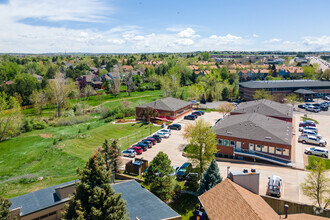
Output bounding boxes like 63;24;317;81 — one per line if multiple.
261;195;330;218
117;124;157;149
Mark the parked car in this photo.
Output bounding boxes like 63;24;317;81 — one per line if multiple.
197;110;205;115
156;131;170;138
192;113;199;118
192;111;203;116
121;149;135;158
158;129;171;135
266;175;282;198
168;124;182;130
299;121;316;127
140;140;153;148
145;137;156;145
306;106;320;113
152;134;162;143
305;147;328;158
184;115;196;120
129;146;143;155
299;126;318;132
169;166;180;177
301;129;322;139
133;143;148;151
176;162;192;180
298;135;327;147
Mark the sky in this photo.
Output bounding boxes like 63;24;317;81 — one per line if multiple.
0;0;330;53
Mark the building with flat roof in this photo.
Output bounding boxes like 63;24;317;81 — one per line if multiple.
136;97;192;121
213;113;292;166
239;80;330;100
9;180;181;220
231;99;292;122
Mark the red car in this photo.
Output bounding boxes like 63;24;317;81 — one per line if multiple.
299;121;316;127
145;137;156;145
192;113;198;118
129;146;143;155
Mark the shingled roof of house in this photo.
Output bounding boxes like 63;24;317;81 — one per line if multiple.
137;97;191;112
198;179;279;220
232;99;293;119
213;113;292;145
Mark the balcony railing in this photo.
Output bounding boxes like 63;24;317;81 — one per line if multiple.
234;148;291;165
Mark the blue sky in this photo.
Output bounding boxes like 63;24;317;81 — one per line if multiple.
0;0;329;53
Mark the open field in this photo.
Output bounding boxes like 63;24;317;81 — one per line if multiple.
0;89;164;198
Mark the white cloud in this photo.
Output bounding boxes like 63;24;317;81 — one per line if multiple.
175;38;194;46
266;38;281;43
208;34;243;44
253;34;259;38
178;28;199;38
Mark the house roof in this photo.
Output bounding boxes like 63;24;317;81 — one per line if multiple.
232;99;293;119
198;179;279;220
213;113;292;145
9;180;77;216
112;180;180;220
294;89;317;94
239;80;330;89
137;97;191;112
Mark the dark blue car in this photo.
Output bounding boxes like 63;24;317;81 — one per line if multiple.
176;162;192;180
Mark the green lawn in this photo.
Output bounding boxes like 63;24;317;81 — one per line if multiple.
307;155;330;170
169;194;199;220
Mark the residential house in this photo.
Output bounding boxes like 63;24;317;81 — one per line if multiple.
9;180;181;220
136;97;192;121
213;113;292;165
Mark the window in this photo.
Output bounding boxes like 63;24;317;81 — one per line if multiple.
218;139;223;145
269;146;274;154
224;140;229;146
256;144;261;151
262;145;268;152
283;148;289;156
276;147;282;155
230;140;235;147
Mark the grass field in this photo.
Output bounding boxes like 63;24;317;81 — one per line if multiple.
0;89;163;198
307;155;330;170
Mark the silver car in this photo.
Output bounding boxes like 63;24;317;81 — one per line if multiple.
298;135;326;147
301;129;321;139
121;149;135;158
299;126;318;132
305;147;328;158
266;175;282;198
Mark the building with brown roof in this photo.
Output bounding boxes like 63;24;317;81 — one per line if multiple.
198;179;279;220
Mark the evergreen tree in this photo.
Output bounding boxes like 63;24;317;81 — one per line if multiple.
198;158;222;195
101;139;121;172
63;152;128;220
0;196;11;220
221;87;229;100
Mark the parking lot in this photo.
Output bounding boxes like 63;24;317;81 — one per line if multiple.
123;111;328;205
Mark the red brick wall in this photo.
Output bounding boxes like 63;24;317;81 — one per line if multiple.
136;104;192;121
216;135;292;161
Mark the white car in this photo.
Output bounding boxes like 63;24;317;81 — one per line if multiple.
298;135;326;147
299;126;318;132
156;132;170;138
158;129;171;135
305;147;328;158
301;129;321;139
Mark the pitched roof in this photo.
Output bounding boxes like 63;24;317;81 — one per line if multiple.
137;97;191;112
198;179;279;220
9;180;77;216
112;180;180;220
232;99;293;119
294;89;317;94
239;80;330;89
213;113;292;145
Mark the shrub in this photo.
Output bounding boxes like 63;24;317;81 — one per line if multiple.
53;139;57;145
19;177;37;184
63;109;75;117
101;104;135;119
104;116;114;123
22;117;47;132
115;112;124;119
59;136;64;141
55;115;90;126
87;124;90;130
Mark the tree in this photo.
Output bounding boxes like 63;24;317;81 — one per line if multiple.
303;66;315;79
63;151;128;220
125;72;135;96
200;52;210;61
46;65;57;79
286;93;300;107
29;90;47;116
140;106;157;122
321;69;330;81
217;102;235;117
145;152;175;201
46;73;76;117
253;89;272;100
183;118;217;178
83;85;96;100
221;87;229;100
0;92;21;141
13;73;40;105
220;67;229;81
0;196;11;220
101;139;121;172
198;158;222;195
301;160;329;210
109;73;121;97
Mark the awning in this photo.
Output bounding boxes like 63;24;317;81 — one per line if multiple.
294;89;317;95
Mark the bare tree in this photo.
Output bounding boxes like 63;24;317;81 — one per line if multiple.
46;73;76;117
29;90;47;117
109;73;121;97
217;103;235;117
125;72;135;96
83;85;96;100
141;107;157;122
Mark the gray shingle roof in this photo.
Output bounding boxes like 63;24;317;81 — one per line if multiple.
112;180;180;220
138;97;191;112
9;180;77;216
294;89;317;94
232;99;293;118
239;80;330;89
213;113;292;145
